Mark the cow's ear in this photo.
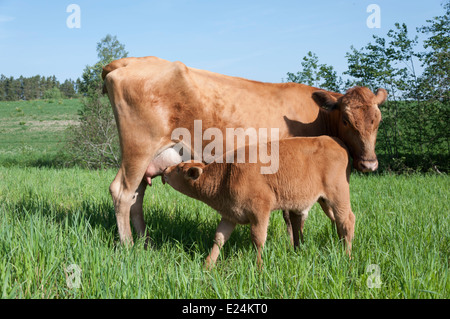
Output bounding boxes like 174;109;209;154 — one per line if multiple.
312;91;339;109
374;88;388;106
186;166;203;180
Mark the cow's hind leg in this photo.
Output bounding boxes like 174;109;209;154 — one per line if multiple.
110;156;152;245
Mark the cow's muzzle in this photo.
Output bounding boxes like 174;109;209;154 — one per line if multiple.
356;158;378;172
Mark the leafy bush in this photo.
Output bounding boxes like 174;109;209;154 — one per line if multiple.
43;87;63;100
64;89;120;169
63;34;127;169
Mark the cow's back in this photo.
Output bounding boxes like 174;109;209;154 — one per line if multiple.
102;56;326;151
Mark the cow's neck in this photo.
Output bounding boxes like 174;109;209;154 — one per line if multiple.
319;107;340;137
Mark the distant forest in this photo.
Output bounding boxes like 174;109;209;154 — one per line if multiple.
0;75;79;101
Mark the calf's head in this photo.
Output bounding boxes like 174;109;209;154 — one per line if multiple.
313;86;387;172
163;161;205;195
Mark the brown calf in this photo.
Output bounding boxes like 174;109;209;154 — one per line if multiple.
163;136;355;267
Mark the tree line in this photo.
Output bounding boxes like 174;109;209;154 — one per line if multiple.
0;75;79;101
0;34;128;102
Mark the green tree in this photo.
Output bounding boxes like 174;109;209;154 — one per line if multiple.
60;79;77;98
286;51;343;92
96;34;129;63
43;87;63;100
0;75;5;100
5;76;21;101
417;1;450;104
65;34;127;168
22;76;35;100
79;34;128;94
30;75;42;100
65;92;120;168
344;35;400;93
417;1;450;165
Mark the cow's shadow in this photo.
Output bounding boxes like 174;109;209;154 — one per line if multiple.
143;206;252;257
12;192;342;263
11;193;252;257
283;115;326;137
13;194;118;238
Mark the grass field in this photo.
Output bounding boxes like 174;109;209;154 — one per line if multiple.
0;99;448;299
0;99;80;167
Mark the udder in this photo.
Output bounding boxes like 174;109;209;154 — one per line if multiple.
145;148;182;185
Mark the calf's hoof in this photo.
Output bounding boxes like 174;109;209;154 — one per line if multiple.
204;256;216;270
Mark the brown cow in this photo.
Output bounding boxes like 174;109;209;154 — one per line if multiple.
102;56;386;245
163;136;354;267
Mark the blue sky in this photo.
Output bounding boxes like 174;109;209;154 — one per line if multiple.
0;0;445;83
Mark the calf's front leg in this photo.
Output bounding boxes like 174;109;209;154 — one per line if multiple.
205;217;236;269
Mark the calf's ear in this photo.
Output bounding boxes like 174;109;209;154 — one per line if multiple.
312;91;339;109
186;167;203;180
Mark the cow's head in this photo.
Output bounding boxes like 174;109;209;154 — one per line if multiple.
313;87;387;172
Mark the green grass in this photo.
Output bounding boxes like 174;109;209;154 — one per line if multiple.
0;167;448;298
0;99;81;166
